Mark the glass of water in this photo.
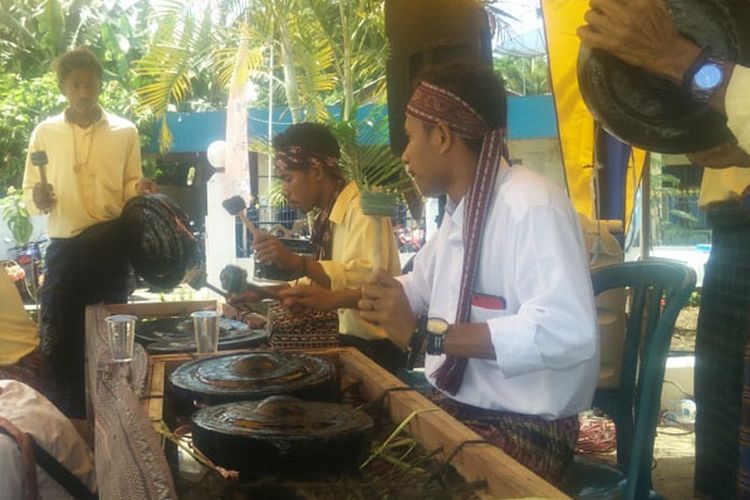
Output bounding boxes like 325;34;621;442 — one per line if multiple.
191;310;220;353
105;315;137;362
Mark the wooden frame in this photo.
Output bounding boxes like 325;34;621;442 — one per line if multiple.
144;347;567;498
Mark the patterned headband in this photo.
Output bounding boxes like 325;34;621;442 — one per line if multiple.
274;146;339;174
405;82;489;139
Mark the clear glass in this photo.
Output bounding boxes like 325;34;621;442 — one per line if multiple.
105;314;137;362
191;310;220;353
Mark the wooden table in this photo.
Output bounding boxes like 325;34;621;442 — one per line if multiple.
87;300;568;499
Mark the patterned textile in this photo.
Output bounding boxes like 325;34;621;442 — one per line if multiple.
406;82;504;395
430;391;579;487
0;349;47;395
694;202;750;500
86;305;176;500
267;303;339;350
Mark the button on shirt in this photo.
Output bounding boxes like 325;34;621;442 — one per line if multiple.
399;160;599;419
22;110;142;238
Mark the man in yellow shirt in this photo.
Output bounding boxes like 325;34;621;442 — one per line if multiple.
578;0;750;497
22;47;154;418
231;123;403;371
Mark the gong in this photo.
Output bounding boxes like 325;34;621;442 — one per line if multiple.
578;0;750;153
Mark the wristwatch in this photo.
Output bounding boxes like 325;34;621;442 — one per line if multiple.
426;318;450;356
683;48;726;102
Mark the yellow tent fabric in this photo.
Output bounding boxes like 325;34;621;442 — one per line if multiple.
541;0;647;227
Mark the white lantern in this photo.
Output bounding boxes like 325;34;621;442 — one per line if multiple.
206;140;226;168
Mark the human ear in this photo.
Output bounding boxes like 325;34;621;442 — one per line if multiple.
434;122;453;154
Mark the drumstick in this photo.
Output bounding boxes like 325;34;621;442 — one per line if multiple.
222;195;261;239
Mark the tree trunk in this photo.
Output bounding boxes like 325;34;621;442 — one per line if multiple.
277;18;303;123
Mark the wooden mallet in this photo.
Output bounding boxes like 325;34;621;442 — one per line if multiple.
222;195;262;240
30;151;52;213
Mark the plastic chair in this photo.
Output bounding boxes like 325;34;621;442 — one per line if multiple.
563;259;696;500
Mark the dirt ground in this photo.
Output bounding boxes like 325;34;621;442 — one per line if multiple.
655;304;699;498
670;305;699;353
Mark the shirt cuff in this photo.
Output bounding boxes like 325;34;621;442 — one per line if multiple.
487;315;545;378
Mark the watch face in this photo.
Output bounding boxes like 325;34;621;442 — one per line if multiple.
426;317;449;335
694;62;724;91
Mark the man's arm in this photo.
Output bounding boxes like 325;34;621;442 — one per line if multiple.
122;126;144;200
577;0;733;113
578;0;749;164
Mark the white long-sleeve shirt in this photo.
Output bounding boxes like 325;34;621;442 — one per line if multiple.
399;159;599;419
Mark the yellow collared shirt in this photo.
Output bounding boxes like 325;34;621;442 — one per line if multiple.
318;181;401;341
0;271;38;366
22;110;143;238
699;64;750;207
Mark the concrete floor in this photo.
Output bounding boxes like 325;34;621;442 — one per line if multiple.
652;424;696;499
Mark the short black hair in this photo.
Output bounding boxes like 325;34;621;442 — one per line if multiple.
53;46;103;85
415;61;507;153
272;122;341;159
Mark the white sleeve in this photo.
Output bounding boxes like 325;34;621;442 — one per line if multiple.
0;434;25;500
487;204;598;378
726;64;750;154
396;232;439;318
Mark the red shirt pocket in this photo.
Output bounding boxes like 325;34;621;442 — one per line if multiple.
471;293;506;310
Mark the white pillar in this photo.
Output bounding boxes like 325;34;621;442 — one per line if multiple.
205;173;237;286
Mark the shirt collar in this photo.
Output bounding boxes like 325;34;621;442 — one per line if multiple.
329;181;358;224
444;157;510;220
64;106;109;127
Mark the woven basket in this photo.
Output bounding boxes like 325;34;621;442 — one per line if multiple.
267;303;339;350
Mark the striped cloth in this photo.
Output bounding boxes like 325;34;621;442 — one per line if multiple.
694;202;750;499
430;391;579;487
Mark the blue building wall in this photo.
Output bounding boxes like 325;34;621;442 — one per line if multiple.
144;95;558;154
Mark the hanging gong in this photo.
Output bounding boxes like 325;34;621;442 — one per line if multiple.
578;0;749;153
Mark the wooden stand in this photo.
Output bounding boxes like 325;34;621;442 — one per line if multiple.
144;348;567;498
88;301;567;499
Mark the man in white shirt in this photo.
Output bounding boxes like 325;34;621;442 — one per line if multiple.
578;1;750;496
359;61;598;485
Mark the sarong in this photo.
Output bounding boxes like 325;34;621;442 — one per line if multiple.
695;202;750;499
430;391;579;487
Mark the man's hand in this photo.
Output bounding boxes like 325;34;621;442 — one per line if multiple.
577;0;701;84
359;268;416;350
227;289;264;307
32;183;56;213
278;285;339;312
687;141;750;168
253;233;304;274
136;178;158;195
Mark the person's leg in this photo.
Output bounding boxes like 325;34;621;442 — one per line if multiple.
695;221;750;499
430;393;578;487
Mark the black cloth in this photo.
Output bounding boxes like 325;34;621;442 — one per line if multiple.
40;220;129;418
338;335;406;374
694;202;750;500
